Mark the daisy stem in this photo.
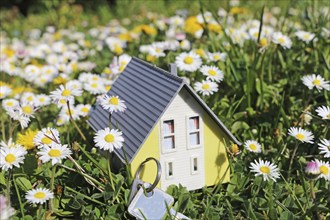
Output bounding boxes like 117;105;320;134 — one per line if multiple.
280;173;305;213
66;101;87;141
108;113;112;129
13;175;25;218
6;169;12;206
107;152;115;190
1;114;6;142
309;180;315;200
288;142;299;179
49;165;56;213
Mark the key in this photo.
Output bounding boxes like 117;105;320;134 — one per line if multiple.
128;186;174;220
128;178;145;205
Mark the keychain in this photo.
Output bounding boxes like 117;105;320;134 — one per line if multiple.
128;157;190;220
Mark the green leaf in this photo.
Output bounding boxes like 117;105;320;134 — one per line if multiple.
15;176;32;191
0;171;5;186
231;121;250;133
21;154;38;175
279;211;295;220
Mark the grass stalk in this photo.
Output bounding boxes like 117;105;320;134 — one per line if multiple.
65;186;107;206
49;165;56;213
13;175;25;218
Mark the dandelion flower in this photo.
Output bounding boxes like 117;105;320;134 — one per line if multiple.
315;159;330;181
175;52;202;72
200;65;224;82
301;74;330;91
94;127;124;152
288;127;314;144
249;159;280;182
100;95;127;113
37;144;72;165
244;140;262;153
295;31;315;43
272;32;292;49
194;80;218;96
16;128;38;150
318;139;330;158
25;188;54;204
0;146;27;170
315;106;330;120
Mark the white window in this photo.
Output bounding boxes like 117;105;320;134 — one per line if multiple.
188;116;200;147
166;161;174;179
190;155;199;174
162;119;175;151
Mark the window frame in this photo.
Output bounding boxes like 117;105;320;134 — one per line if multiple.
186;114;203;149
165;160;174;179
161;117;176;153
190;155;200;175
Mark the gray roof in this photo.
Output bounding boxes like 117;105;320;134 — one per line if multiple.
88;57;241;163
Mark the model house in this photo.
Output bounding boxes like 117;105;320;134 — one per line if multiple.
88;57;241;191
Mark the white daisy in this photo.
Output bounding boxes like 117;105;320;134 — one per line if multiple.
50;84;82;105
33;127;60;148
315;159;330;181
2;98;19;111
76;104;91;117
315;106;330;120
20;103;36;117
25;188;54;204
249;159;280;182
100;95;127;113
207;52;227;62
0;146;27;171
0;86;12;99
0;138;22;148
21;92;36;104
84;81;107;95
200;65;224;82
244;140;262;153
288;127;314;144
318;139;330;158
295;31;315;43
175;52;202;72
194;80;218;96
301;74;330;91
6;108;31;129
272;32;292;49
58;105;80;123
37;144;72;165
35;94;51;107
94;128;124;152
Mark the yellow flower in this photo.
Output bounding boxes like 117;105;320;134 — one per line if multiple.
146;54;156;62
207;23;222;34
185;16;203;35
140;25;157;36
12;86;34;96
119;32;133;42
53;76;68;85
2;48;15;58
230;7;247;15
17;129;38;150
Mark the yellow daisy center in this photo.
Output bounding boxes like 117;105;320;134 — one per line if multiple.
5;154;16;163
278;37;285;44
39;97;45;102
184;56;193;64
328;145;330;151
81;107;89;113
320;165;329;175
59;99;66;104
327;114;330;119
202;84;210;90
119;65;126;72
312;79;321;86
41;137;52;145
109;97;119;105
295;133;305;141
22;106;32;114
27;96;33;101
303;34;310;40
260;166;270;174
208;69;217;76
34;192;46;199
48;149;61;157
61;89;71;96
104;134;115;143
249;144;257;151
213;55;220;60
6;101;14;107
91;83;98;88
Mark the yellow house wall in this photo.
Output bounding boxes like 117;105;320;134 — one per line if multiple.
203;112;231;186
130;123;161;187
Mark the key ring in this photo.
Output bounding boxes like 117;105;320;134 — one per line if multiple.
135;157;161;193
